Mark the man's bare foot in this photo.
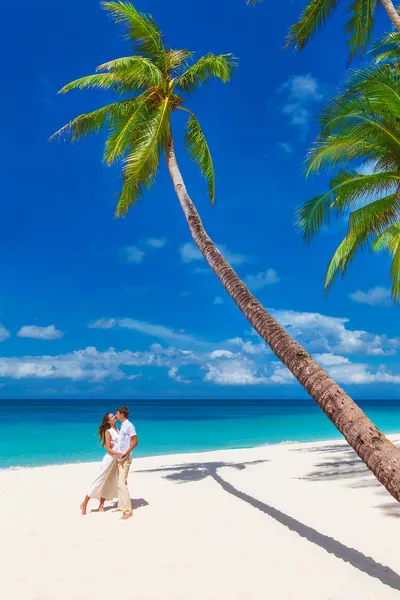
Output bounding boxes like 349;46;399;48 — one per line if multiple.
98;505;105;513
80;503;87;516
121;513;132;521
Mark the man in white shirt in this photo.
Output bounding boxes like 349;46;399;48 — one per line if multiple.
115;406;138;520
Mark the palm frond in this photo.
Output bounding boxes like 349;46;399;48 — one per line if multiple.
121;98;171;197
58;73;128;95
102;1;165;66
296;170;400;240
184;114;215;204
175;54;237;92
372;222;400;252
286;0;340;51
324;229;362;291
373;222;400;301
372;31;400;64
306;135;375;174
50;99;132;141
348;193;400;239
345;0;377;61
167;49;194;71
115;175;141;217
96;55;162;88
104;91;154;164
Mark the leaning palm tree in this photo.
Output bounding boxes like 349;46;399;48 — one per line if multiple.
52;1;400;501
297;64;400;302
286;0;400;60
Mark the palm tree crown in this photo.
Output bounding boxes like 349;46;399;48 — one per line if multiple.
287;0;400;60
51;1;236;215
297;62;400;302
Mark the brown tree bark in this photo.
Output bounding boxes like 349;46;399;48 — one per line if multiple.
381;0;400;32
166;135;400;502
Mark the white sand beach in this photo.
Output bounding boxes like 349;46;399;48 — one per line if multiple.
2;437;400;600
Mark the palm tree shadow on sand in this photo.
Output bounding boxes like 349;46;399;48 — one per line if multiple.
138;460;400;592
298;439;400;518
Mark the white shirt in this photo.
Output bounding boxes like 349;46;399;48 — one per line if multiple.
118;420;137;461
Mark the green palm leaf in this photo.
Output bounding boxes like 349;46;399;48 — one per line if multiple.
286;0;340;51
50;99;132;141
297;170;400;240
96;55;162;88
373;222;400;301
121;98;171;197
104;92;154;165
58;73;129;95
348;193;400;239
167;49;194;71
372;31;400;64
345;0;377;60
324;229;362;291
175;54;236;92
184;115;215;204
103;1;165;66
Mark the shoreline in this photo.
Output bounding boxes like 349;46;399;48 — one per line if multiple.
3;431;400;471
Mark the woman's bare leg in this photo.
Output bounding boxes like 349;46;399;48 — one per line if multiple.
99;497;106;512
80;495;90;515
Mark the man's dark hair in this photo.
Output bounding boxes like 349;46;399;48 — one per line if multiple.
117;406;129;419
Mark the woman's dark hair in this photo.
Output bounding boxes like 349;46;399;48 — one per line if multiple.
98;412;112;447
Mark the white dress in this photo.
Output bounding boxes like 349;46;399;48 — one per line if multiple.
87;427;119;501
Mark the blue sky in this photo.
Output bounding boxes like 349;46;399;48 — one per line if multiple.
1;0;399;399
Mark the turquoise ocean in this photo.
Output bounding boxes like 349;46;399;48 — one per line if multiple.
2;398;400;468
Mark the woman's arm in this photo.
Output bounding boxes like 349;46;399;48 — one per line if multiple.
105;430;118;456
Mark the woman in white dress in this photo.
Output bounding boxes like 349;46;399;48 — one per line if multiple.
80;412;120;515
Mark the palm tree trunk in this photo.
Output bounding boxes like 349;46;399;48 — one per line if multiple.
381;0;400;32
165;135;400;502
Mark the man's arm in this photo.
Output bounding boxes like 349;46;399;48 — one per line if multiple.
120;435;138;459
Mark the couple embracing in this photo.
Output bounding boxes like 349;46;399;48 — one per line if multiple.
80;406;138;520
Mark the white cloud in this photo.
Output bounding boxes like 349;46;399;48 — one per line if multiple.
226;337;268;355
89;317;199;344
245;269;280;290
281;74;323;101
146;237;166;249
272;309;400;356
314;353;350;366
327;362;400;385
17;325;64;340
168;367;190;383
204;358;268;386
213;296;224;305
0;325;10;342
279;74;323;130
180;242;250;266
277;142;293;154
180;242;202;263
350;287;391;307
88;318;117;330
269;355;400;385
218;244;249;266
125;246;145;264
0;346;150;381
269;363;296;384
209;350;234;359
